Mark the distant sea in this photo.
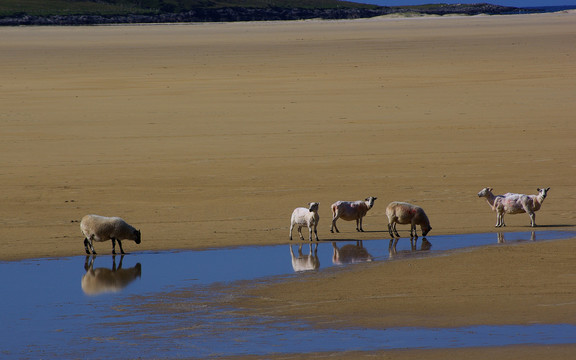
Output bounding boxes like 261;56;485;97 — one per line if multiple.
362;2;576;13
526;5;576;12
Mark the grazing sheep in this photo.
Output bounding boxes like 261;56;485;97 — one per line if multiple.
386;201;432;238
332;241;373;265
477;187;550;227
81;214;141;255
289;243;320;272
289;202;320;241
330;197;377;233
81;256;142;296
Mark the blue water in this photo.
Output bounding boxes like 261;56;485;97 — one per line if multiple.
0;230;575;359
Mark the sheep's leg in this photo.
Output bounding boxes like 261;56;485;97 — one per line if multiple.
496;212;505;227
529;212;536;227
331;215;340;233
313;224;319;241
392;223;400;238
356;218;364;232
111;238;126;255
297;226;304;240
410;223;418;238
387;223;394;237
289;223;294;240
84;237;96;255
117;239;126;255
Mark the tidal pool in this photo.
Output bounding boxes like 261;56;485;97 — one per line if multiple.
1;231;575;359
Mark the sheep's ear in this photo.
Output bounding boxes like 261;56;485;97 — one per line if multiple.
546;187;551;191
488;187;493;191
537;188;541;191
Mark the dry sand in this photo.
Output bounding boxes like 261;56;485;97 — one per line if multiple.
1;11;575;357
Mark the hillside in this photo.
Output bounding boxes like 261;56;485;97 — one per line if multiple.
0;1;527;25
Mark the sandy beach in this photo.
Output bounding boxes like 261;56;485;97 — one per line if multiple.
1;11;575;357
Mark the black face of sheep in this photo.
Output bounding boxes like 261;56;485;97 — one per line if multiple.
134;230;142;244
422;227;432;236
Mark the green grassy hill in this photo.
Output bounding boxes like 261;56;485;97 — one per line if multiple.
0;0;378;17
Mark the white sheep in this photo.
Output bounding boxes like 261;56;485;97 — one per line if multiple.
477;187;550;227
330;196;377;233
386;201;432;238
289;202;320;241
81;214;141;255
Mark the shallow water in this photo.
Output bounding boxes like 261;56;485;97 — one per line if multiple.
1;230;575;359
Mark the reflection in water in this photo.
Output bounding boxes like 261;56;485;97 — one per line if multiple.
289;244;320;272
332;241;373;264
81;255;142;295
388;237;432;260
498;231;536;243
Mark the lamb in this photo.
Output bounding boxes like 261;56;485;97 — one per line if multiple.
289;202;320;241
386;201;432;238
81;214;141;255
477;187;550;227
330;196;377;233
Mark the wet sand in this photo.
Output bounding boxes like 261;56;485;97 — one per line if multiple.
1;11;575;357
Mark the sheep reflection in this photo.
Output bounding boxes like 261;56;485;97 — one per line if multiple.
388;237;432;260
497;231;536;244
289;243;320;272
332;241;373;265
82;255;142;295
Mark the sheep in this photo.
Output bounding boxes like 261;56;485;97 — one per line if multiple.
81;214;141;255
477;187;550;227
289;243;320;272
289;202;320;241
330;196;377;233
386;201;432;238
81;255;142;295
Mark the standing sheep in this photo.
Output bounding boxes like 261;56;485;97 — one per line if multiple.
386;201;432;238
330;197;377;233
81;214;141;255
289;202;320;241
477;187;550;227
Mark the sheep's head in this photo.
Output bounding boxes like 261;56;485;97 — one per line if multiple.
537;187;550;199
365;197;378;208
421;225;431;237
134;229;142;244
308;202;320;213
477;187;493;198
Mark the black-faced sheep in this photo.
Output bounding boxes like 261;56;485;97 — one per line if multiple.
81;214;141;255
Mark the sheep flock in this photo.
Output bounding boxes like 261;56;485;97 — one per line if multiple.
80;187;551;253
